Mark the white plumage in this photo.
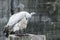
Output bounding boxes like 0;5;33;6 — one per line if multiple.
5;11;35;28
13;17;28;32
3;11;36;37
6;11;31;27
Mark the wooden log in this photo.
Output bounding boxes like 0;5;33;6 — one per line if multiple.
7;34;46;40
8;34;31;40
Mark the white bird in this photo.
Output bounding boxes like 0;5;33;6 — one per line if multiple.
6;11;35;27
3;11;36;37
13;17;28;32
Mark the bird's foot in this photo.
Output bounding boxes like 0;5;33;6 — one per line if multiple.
10;31;15;34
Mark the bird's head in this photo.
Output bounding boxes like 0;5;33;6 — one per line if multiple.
30;12;36;16
25;12;36;21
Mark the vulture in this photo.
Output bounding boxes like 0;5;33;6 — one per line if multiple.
3;11;36;37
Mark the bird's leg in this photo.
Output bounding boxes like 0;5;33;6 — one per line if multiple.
19;29;26;35
19;30;22;34
24;29;26;34
19;29;24;35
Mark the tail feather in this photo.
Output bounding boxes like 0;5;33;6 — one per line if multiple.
3;25;15;37
3;25;8;33
3;25;9;37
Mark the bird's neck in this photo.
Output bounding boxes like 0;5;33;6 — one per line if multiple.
30;13;33;16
